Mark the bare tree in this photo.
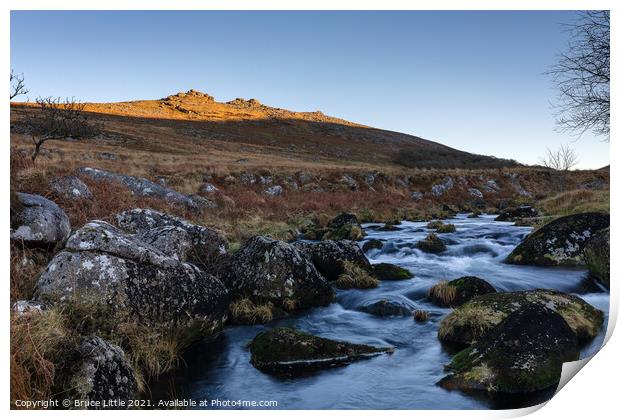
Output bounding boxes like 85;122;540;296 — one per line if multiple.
540;144;579;191
10;69;29;100
22;97;102;162
548;11;609;139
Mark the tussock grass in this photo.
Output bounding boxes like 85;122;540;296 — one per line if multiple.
335;261;379;289
10;309;74;408
429;281;458;306
426;220;444;229
438;306;503;342
413;309;429;322
539;189;609;217
230;299;274;325
436;223;456;233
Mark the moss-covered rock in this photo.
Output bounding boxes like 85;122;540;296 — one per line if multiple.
228;236;334;310
436;224;456;233
322;213;366;241
438;304;579;394
429;276;496;307
294;240;370;281
426;220;444;229
372;263;413;280
505;212;609;266
416;233;446;254
584;227;610;288
362;239;384;252
249;327;393;376
438;289;604;349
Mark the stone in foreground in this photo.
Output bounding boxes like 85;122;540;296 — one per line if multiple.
505;212;609;266
439;304;579;394
228;236;334;310
35;220;229;341
68;336;137;406
438;289;603;349
10;192;71;248
249;327;393;376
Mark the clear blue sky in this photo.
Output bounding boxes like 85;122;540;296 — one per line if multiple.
10;10;609;169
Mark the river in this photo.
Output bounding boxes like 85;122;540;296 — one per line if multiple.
150;213;609;409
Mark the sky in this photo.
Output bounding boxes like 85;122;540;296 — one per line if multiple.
10;10;609;169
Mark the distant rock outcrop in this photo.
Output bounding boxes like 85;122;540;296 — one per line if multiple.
78;167;215;211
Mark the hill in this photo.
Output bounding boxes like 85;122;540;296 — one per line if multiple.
11;89;518;172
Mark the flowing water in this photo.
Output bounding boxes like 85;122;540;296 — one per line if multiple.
151;214;609;409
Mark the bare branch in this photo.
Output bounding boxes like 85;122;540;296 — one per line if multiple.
547;11;609;139
21;97;102;162
10;69;29;100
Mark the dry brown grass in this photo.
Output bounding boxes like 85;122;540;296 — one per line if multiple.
229;299;274;325
429;281;457;307
10;310;73;408
335;261;380;289
413;309;429;322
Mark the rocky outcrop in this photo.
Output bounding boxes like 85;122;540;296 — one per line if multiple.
415;233;446;254
428;276;496;307
34;221;229;340
68;336;137;406
505;212;609;266
228;236;334;310
249;327;393;376
495;205;539;222
11;193;71;248
439;304;579;394
371;263;413;280
584;227;610;288
438;289;603;349
49;176;93;200
357;296;416;317
199;183;218;193
294;240;370;281
78;167;215;211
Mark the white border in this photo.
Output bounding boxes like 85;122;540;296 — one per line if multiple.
4;1;617;419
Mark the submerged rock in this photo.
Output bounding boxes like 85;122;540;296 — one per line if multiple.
495;205;539;222
505;212;609;266
438;289;603;349
49;175;93;200
294;240;370;281
372;263;413;280
357;297;416;317
228;236;334;310
249;327;393;376
34;221;229;340
415;233;446;254
439;304;579;394
584;227;610;288
429;276;496;307
362;239;384;252
68;336;137;406
11;192;71;248
78;167;213;211
116;208;228;270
